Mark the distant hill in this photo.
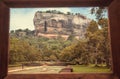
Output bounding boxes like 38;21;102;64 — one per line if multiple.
33;10;91;39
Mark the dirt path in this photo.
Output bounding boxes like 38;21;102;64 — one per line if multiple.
8;66;40;72
8;66;66;74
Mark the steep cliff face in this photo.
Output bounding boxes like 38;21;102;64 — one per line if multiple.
33;11;91;39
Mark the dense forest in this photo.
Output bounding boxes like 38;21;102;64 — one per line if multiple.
9;17;111;68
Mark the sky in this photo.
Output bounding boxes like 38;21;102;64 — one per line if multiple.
10;7;108;31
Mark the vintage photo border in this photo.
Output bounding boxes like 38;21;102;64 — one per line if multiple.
1;0;120;79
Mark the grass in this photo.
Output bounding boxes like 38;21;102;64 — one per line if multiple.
8;64;112;74
72;65;112;73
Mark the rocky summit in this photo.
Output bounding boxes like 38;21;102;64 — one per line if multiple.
33;11;91;39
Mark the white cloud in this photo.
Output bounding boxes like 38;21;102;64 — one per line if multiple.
10;9;35;30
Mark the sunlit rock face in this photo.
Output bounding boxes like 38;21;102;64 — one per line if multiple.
33;11;91;39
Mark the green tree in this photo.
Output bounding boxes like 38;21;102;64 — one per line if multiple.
60;40;87;65
67;34;75;41
9;36;41;64
67;12;71;15
98;18;111;68
91;7;107;20
85;20;103;66
86;20;98;34
85;18;111;67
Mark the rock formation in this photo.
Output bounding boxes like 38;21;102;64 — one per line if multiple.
33;11;91;39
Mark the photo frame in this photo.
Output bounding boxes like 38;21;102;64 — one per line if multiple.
0;0;120;79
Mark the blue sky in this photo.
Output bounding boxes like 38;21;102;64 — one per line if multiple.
10;7;108;31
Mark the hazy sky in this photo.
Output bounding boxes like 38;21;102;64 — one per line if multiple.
10;7;108;31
